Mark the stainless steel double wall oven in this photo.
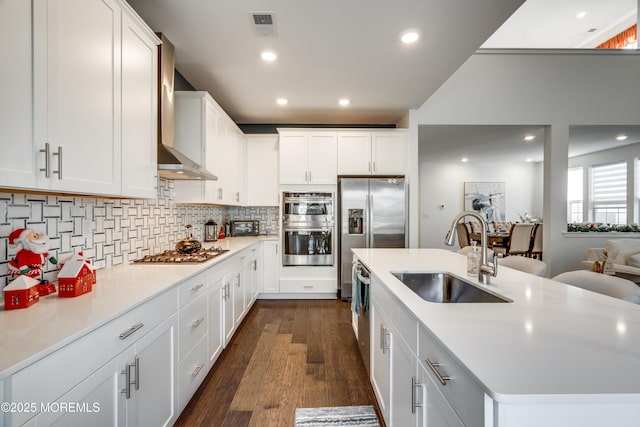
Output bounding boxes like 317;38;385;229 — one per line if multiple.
282;191;334;266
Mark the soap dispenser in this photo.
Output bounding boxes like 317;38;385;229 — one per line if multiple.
467;241;480;277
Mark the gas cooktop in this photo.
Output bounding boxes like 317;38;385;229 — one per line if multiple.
133;247;229;264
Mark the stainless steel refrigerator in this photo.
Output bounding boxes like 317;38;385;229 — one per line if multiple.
338;176;407;300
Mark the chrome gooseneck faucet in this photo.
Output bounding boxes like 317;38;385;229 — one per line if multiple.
444;210;498;285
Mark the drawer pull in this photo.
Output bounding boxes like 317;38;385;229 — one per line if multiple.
426;358;451;386
191;283;204;292
119;322;144;340
192;364;204;377
303;285;314;289
191;317;205;328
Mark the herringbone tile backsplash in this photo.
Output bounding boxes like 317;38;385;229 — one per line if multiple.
0;179;279;288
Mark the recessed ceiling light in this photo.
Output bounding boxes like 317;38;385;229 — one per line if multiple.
276;98;288;105
616;134;628;141
338;98;350;106
576;11;586;19
525;158;534;163
400;29;421;44
261;51;277;61
523;135;535;142
461;157;469;163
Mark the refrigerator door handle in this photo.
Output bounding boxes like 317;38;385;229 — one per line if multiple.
368;194;374;247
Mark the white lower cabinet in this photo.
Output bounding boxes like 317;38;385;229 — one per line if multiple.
26;312;178;427
391;332;419;427
262;240;280;293
25;358;119;427
177;286;208;412
232;269;245;327
118;314;178;427
222;272;236;345
418;325;485;427
418;362;465;427
370;295;392;423
207;276;224;366
370;272;478;427
4;243;265;427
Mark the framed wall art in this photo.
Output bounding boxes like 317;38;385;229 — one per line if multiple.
464;182;505;222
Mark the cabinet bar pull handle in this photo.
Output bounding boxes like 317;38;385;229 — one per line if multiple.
120;366;131;399
191;283;204;292
411;376;423;413
303;285;314;289
40;143;51;177
119;322;144;340
132;356;140;391
53;145;62;179
191;317;205;328
192;364;204;377
425;358;451;385
368;161;371;172
372;161;376;173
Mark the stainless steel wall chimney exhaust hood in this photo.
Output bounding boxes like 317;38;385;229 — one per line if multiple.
156;34;217;181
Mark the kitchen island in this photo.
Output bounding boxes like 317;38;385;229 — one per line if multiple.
354;248;640;427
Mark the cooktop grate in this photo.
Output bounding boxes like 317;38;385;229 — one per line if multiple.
133;247;228;264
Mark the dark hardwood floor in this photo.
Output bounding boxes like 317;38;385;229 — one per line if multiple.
174;299;379;427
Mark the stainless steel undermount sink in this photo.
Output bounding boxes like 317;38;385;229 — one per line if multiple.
391;271;512;303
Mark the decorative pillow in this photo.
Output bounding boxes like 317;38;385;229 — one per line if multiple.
626;252;640;268
605;239;640;265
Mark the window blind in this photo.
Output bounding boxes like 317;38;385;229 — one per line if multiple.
591;162;627;205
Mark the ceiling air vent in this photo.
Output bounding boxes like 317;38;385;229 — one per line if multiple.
250;12;277;37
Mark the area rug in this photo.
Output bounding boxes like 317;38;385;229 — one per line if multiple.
294;405;380;426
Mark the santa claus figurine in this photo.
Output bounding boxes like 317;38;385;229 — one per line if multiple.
8;228;58;296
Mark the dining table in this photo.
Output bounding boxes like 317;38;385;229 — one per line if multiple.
470;231;510;249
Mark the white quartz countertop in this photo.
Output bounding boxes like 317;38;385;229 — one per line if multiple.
0;236;276;379
353;248;640;404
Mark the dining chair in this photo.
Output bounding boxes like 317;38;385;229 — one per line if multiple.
456;222;471;248
498;255;546;277
505;223;536;256
552;270;640;304
530;223;543;259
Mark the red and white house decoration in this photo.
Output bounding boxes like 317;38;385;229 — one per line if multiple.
57;255;96;298
4;276;41;310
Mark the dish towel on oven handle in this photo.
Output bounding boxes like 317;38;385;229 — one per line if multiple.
351;265;370;315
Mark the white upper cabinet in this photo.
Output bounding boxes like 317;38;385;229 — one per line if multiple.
33;0;122;195
0;0;37;189
121;9;158;198
0;0;159;197
338;130;407;175
173;91;218;204
245;134;279;206
279;130;337;185
174;91;244;206
336;132;371;175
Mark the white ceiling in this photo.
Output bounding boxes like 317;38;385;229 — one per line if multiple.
419;125;640;163
483;0;637;49
127;0;525;125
